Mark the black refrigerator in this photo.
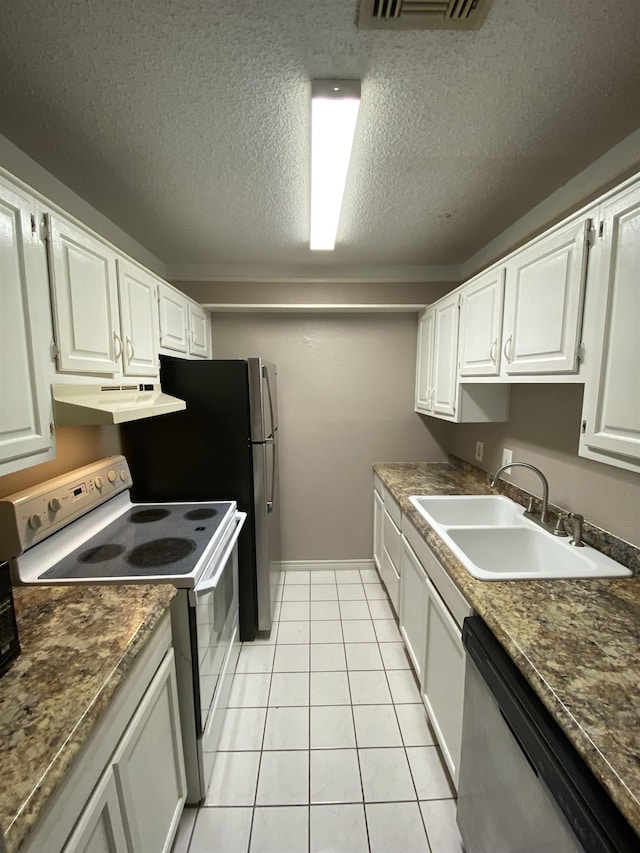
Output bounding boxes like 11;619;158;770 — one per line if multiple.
121;355;281;641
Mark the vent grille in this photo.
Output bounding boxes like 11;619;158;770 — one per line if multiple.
358;0;491;30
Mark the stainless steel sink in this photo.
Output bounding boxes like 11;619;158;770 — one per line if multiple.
408;495;631;581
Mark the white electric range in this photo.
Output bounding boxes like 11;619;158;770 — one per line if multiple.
0;455;246;803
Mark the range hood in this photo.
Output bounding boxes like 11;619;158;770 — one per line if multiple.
52;383;186;426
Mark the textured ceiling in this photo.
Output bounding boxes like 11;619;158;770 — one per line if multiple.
1;0;639;275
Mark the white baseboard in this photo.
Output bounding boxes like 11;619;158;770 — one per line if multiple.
281;559;376;574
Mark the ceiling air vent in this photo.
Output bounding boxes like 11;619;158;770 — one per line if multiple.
357;0;491;30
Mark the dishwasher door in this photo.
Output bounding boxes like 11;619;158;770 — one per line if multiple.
456;616;639;853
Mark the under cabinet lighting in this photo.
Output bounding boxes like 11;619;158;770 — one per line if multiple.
310;79;361;251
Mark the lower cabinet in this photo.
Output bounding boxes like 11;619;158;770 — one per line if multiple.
422;571;467;786
111;649;186;853
399;536;428;681
373;485;384;572
25;614;186;853
402;521;472;790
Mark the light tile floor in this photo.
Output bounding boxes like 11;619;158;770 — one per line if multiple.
172;569;464;853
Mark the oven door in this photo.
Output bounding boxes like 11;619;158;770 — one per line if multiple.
189;511;245;740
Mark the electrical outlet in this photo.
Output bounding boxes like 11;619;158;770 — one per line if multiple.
475;441;484;462
502;447;513;468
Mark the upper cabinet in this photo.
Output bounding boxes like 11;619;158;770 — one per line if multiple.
0;176;56;475
501;218;590;376
579;180;640;471
117;259;160;377
458;267;505;377
415;295;510;424
158;282;211;359
46;213;122;375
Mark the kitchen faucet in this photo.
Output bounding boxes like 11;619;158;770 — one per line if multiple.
490;461;566;535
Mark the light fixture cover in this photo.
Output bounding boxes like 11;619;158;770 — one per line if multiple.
310;79;361;251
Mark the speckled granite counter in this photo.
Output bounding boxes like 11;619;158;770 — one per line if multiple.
374;460;640;839
0;583;176;852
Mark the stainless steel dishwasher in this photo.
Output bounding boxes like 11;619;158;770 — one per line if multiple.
456;615;639;853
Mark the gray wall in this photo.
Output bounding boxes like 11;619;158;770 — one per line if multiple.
212;312;449;562
448;384;640;548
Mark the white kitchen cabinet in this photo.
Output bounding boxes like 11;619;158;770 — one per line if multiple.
158;283;211;359
188;301;211;358
422;569;466;786
46;212;122;375
0;176;56;475
415;296;509;423
373;484;384;573
399;536;428;681
580;179;640;471
432;292;460;417
458;267;505;377
158;282;189;354
414;295;458;418
415;307;435;413
113;648;186;853
402;517;472;790
501;217;591;375
62;771;128;853
116;259;160;377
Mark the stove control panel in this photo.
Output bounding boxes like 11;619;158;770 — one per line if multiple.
0;456;133;559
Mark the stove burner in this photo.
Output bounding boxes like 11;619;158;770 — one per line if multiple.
126;537;196;568
79;543;126;564
129;508;171;524
184;508;219;521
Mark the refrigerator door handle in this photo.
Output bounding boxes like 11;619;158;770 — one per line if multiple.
263;364;277;436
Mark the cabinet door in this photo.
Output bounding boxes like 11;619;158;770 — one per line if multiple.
63;770;128;853
113;649;186;853
432;293;460;417
158;283;189;354
414;308;434;413
502;219;590;374
459;268;505;377
373;488;384;573
117;260;160;377
188;302;211;358
399;537;428;681
0;179;55;473
582;183;640;464
47;213;121;374
422;574;465;787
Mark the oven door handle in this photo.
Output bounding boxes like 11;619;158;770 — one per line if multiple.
193;512;247;598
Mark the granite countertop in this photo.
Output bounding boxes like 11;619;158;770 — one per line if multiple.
374;460;640;839
0;583;177;853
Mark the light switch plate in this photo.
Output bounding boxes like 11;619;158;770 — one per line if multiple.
475;441;484;461
502;447;513;468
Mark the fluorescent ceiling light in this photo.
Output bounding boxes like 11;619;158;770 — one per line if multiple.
310;79;361;251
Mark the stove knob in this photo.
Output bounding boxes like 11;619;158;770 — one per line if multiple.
119;470;127;481
107;470;116;483
95;476;104;490
48;497;62;513
28;513;43;530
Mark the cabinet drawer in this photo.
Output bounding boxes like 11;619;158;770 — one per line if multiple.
404;517;472;629
383;489;402;528
380;548;400;615
383;508;402;572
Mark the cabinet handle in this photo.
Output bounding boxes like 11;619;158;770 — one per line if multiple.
126;337;134;360
490;338;497;364
113;331;123;360
503;335;512;364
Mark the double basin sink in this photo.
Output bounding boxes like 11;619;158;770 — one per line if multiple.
408;495;631;581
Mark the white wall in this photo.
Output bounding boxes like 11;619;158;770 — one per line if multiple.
212;312;449;561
